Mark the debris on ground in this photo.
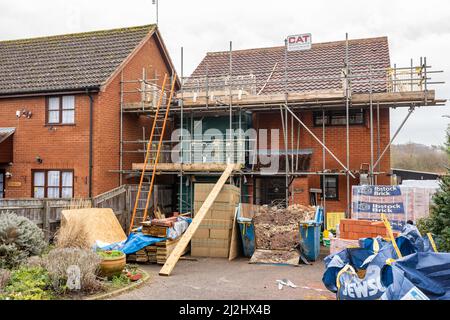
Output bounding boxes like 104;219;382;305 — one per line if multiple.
276;279;298;290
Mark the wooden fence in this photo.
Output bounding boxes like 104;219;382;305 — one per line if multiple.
0;185;132;241
0;184;174;241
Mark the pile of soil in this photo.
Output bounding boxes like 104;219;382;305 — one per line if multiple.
253;205;316;251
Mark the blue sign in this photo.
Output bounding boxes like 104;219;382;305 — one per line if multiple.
353;186;402;196
353;202;405;214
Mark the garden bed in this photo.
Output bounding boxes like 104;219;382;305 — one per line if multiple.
0;211;148;301
0;262;148;300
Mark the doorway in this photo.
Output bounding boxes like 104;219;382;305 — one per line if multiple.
257;177;286;205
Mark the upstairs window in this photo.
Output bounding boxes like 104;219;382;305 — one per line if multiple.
47;96;75;125
313;109;365;126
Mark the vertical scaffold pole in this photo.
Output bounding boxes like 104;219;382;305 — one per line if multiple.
322;108;326;213
229;41;233;167
179;46;184;214
376;102;381;184
370;65;374;184
284;38;289;207
345;33;351;217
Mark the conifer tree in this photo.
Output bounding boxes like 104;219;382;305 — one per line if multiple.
418;125;450;252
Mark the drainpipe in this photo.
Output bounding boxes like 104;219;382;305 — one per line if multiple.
87;89;94;198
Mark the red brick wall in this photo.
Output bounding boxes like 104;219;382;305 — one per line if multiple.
0;32;173;198
94;34;173;196
0;95;91;198
254;108;391;212
290;177;309;205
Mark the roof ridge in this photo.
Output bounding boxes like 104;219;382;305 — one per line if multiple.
206;36;388;56
0;24;156;44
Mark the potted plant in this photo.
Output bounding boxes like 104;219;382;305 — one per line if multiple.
97;250;126;279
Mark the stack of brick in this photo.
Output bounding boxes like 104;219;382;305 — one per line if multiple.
191;184;240;258
339;219;400;240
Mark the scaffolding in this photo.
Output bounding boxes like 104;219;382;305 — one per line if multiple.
117;35;446;217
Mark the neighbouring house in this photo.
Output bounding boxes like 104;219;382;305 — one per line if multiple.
0;25;177;199
391;168;442;185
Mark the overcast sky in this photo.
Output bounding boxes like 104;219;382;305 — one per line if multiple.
1;0;449;146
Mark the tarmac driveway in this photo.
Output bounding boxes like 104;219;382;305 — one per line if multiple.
111;256;335;300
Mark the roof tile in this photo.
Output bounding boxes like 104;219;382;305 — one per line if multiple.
0;25;155;95
190;37;390;94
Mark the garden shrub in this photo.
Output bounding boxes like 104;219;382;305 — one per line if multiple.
110;274;130;289
54;221;90;249
0;212;47;269
1;266;53;300
25;256;45;269
43;248;103;294
0;269;10;292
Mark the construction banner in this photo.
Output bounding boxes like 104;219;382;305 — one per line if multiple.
352;185;438;231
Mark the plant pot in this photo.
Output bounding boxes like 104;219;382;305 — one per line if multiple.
129;273;142;282
99;254;126;279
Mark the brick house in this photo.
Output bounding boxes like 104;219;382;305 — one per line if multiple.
0;25;176;199
158;36;437;215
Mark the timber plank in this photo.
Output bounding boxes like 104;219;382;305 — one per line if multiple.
132;163;241;172
159;164;235;276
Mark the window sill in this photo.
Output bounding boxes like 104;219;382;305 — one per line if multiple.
45;124;76;127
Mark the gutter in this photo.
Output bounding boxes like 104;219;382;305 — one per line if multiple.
0;86;100;99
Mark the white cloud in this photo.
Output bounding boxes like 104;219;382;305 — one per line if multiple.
1;0;449;145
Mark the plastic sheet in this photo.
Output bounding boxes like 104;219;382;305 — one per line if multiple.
98;232;165;255
322;225;447;300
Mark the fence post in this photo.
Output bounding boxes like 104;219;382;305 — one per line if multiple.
43;200;51;242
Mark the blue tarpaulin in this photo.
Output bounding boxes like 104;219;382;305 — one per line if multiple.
99;232;165;255
97;217;192;255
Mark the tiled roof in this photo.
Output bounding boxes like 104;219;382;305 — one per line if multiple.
0;25;156;95
190;37;390;94
0;128;15;143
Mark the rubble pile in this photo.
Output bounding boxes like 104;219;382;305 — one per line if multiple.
253;204;316;250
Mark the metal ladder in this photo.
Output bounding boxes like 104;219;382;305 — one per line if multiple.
128;74;177;234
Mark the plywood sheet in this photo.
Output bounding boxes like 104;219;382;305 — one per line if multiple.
249;249;300;266
61;208;127;246
228;209;241;261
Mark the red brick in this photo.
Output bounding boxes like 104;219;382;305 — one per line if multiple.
0;34;172;198
256;108;391;212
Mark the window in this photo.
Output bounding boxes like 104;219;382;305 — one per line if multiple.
32;170;73;199
313;109;365;126
47;96;75;125
321;175;339;200
0;171;4;198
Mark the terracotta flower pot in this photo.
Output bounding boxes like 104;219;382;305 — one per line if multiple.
99;254;126;279
129;273;142;282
